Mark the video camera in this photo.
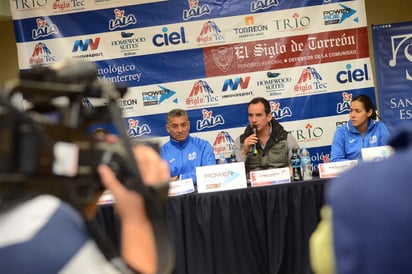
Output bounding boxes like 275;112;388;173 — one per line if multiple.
0;60;174;273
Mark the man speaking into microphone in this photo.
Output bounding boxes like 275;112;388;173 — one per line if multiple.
233;97;299;175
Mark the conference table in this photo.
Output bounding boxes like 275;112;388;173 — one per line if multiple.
94;178;328;274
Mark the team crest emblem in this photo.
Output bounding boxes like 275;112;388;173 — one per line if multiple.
212;47;233;72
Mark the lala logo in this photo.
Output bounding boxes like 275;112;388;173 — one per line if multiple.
183;0;211;21
196;109;225;130
127;118;151;137
251;0;279;12
270;101;292;120
336;92;352;114
32;18;58;40
109;8;137;30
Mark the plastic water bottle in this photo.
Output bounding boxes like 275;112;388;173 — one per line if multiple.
301;146;312;180
218;153;226;164
290;148;302;181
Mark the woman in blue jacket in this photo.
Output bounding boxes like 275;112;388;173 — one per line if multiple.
330;94;390;162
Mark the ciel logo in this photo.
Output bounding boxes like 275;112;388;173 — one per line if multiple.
152;27;188;47
336;64;369;84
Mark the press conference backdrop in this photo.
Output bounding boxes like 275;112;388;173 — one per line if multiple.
372;21;412;133
9;0;374;166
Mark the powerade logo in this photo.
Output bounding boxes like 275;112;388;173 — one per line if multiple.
29;42;56;64
183;0;211;21
336;64;370;84
336;92;353;114
152;27;188;47
32;18;58;40
141;85;178;106
127;118;151;137
323;4;358;25
196;109;225;131
109;8;137;30
270;101;292;120
251;0;279;12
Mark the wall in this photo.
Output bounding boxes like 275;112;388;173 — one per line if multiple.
0;0;411;86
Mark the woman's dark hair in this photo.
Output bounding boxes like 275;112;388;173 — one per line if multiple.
352;94;379;120
248;97;271;115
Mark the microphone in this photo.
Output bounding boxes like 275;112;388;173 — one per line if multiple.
251;125;258;155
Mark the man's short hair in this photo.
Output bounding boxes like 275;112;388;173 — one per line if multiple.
248;97;271;115
167;108;188;123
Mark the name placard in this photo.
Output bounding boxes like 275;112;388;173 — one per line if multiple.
196;162;247;193
318;160;358;178
250;167;291;187
361;145;394;162
168;178;195;196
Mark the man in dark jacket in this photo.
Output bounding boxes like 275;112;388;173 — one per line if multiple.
233;97;299;174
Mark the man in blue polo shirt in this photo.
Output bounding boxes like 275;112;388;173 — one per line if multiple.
160;108;216;184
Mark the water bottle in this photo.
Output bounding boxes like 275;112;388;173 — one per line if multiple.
290;148;302;181
301;146;312;180
217;153;226;164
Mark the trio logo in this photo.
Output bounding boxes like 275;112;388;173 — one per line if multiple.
109;8;137;30
291;123;324;143
127;118;151;137
336;64;370;84
72;38;100;52
273;12;311;32
13;0;47;11
336;92;353;114
251;0;279;12
323;4;358;25
222;76;250;91
196;109;225;131
183;0;211;21
32;18;58;40
270;101;292;120
152;27;188;47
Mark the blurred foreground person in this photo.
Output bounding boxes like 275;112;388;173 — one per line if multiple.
0;143;171;274
310;126;412;274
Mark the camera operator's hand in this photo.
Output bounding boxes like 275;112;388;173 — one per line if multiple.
97;144;170;274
